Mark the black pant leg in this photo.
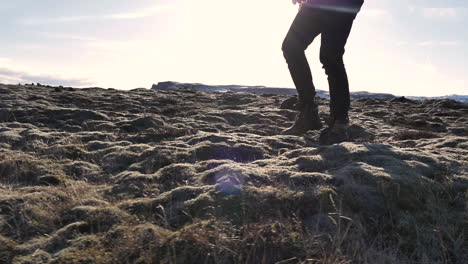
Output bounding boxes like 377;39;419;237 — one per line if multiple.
319;11;356;122
282;7;322;106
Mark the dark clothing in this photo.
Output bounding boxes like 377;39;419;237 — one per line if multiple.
282;4;361;122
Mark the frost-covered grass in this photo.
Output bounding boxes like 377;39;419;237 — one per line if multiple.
0;83;467;263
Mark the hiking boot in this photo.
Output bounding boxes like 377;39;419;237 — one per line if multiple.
319;119;349;144
282;103;323;135
329;121;349;143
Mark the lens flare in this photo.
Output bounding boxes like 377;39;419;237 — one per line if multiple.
214;170;246;195
302;3;361;14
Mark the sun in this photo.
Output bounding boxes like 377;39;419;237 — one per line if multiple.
173;0;298;86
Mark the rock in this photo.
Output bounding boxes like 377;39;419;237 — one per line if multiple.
389;96;415;104
279;96;298;110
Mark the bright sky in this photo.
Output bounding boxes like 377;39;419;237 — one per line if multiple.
0;0;467;96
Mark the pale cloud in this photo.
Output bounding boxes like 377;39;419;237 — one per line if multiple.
43;33;154;53
0;57;11;64
358;5;396;24
415;62;438;74
422;8;458;19
401;59;466;96
417;41;463;47
395;41;463;47
0;57;92;86
360;8;390;18
86;39;150;52
109;5;173;19
0;67;93;87
396;41;409;47
359;8;393;22
43;33;98;42
19;4;173;25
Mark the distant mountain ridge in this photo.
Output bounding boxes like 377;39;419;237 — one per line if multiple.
407;94;468;103
152;81;468;102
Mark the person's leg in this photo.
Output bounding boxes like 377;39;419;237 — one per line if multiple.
282;7;322;107
319;11;356;124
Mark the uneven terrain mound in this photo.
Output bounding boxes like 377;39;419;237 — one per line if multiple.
0;84;467;263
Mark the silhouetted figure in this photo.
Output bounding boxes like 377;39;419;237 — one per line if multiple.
281;0;364;138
